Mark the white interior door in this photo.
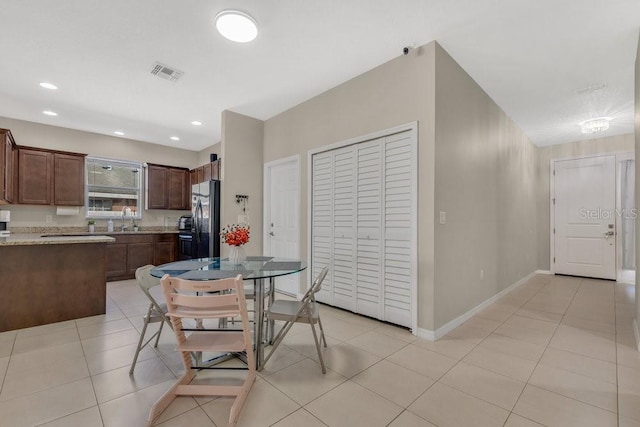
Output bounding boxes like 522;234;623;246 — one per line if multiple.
264;157;300;296
554;155;616;280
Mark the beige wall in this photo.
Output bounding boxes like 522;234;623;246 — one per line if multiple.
635;31;640;347
220;111;264;257
264;42;437;330
433;44;538;328
0;116;197;228
536;133;635;270
196;142;221;166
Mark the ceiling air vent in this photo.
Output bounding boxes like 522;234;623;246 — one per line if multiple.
150;62;184;82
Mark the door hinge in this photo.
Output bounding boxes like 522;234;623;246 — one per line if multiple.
553;257;556;263
553;170;555;176
553;228;555;234
552;198;555;205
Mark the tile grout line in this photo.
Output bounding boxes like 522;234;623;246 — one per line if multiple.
508;277;622;425
385;277;555;426
503;275;581;426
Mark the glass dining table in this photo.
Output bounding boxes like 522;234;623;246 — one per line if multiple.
150;256;307;370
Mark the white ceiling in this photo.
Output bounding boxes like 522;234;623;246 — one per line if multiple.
0;0;638;151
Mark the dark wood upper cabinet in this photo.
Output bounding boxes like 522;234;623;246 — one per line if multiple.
146;163;189;210
189;159;220;187
202;163;212;182
146;164;169;209
54;153;85;206
168;168;189;210
18;148;53;205
0;129;16;204
17;147;85;206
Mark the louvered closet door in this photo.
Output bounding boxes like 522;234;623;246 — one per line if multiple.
331;146;356;310
355;138;383;318
382;132;414;327
311;151;333;304
310;127;416;328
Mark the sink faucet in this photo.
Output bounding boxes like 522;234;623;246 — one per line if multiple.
121;206;132;231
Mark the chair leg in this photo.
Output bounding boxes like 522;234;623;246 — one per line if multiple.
316;315;327;348
262;319;296;369
130;304;153;375
309;319;326;374
153;318;165;348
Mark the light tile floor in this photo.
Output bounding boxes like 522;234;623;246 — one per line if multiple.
0;274;638;426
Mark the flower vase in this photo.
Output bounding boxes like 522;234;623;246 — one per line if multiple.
88;225;95;233
229;245;246;265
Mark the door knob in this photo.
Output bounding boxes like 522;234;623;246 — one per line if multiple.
604;231;615;238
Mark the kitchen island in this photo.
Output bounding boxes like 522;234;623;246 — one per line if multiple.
0;233;115;332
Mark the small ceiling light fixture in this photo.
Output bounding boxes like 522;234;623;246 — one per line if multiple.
191;121;202;126
39;82;58;90
580;117;610;134
170;136;180;141
114;131;125;136
215;10;258;43
42;110;58;116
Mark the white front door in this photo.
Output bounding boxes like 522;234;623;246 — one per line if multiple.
554;155;616;280
264;157;300;296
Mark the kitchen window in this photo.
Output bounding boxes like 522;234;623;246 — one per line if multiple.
85;157;142;219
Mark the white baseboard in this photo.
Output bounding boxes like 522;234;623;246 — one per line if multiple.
416;328;435;341
634;319;640;352
416;270;539;341
535;270;552;275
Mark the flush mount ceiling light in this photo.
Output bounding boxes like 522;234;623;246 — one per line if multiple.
170;136;180;141
580;117;610;134
215;10;258;43
39;82;58;90
114;131;125;136
42;110;58;116
191;121;202;126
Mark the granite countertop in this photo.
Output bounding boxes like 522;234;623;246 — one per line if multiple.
0;233;116;246
0;228;180;246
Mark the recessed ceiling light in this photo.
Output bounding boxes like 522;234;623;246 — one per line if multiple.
191;121;203;126
580;117;610;134
42;110;58;116
215;10;258;43
39;82;58;90
114;131;125;136
170;136;180;141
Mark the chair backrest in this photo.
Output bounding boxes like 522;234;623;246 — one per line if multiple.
296;266;329;307
135;265;161;292
160;274;248;320
160;274;254;368
310;266;329;295
135;265;167;316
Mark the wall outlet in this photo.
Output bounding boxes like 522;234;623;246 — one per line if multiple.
439;211;446;224
45;215;53;223
480;269;484;280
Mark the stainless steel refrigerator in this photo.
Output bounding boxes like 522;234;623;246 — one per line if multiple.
191;179;221;258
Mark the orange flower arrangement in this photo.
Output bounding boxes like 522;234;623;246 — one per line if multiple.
220;224;250;246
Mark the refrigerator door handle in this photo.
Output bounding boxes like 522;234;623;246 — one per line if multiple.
196;200;204;243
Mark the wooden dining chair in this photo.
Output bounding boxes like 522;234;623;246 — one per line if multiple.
147;274;255;427
263;266;329;373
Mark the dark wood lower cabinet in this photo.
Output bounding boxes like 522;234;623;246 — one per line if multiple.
154;234;177;265
0;243;107;332
127;242;154;276
106;233;178;280
106;243;128;280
